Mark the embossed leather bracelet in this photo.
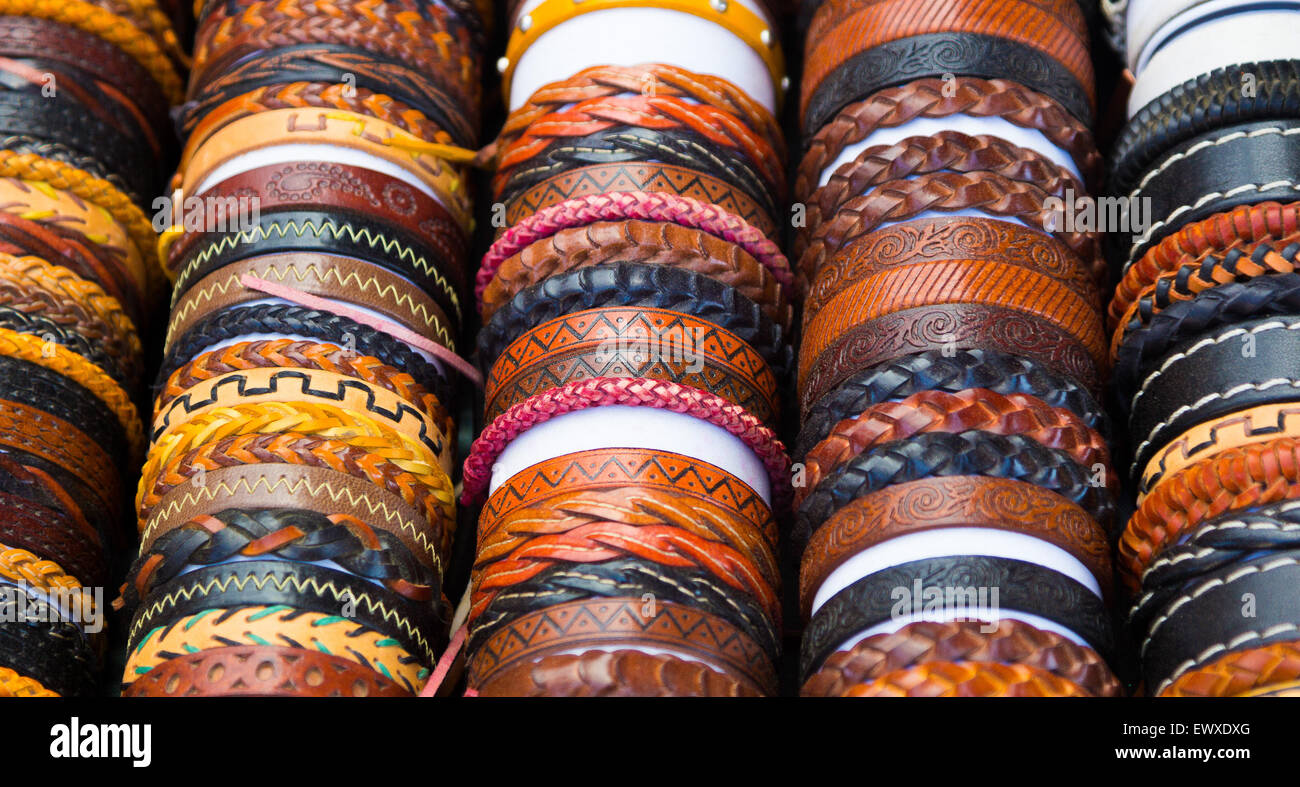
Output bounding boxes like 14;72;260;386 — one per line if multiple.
0;491;104;588
124;644;415;697
477;649;765;697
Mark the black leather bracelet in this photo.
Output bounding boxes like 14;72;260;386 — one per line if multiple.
0;306;123;386
466;557;781;663
792;430;1115;557
803;31;1094;139
169;209;464;328
800;554;1115;680
477;262;792;382
1121;119;1300;269
157;303;451;407
126;559;448;666
0;354;128;466
1128;314;1300;480
0;604;98;697
1110;60;1300;203
793;348;1108;462
495;125;781;220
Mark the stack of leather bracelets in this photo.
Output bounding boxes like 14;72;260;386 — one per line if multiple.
0;0;182;695
1111;1;1300;697
793;0;1123;697
460;0;793;696
116;0;487;697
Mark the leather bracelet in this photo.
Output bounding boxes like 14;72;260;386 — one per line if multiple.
1123;121;1300;268
159;303;448;397
122;508;438;611
494;125;779;225
126;560;446;666
482;447;775;548
0;398;118;509
798;260;1108;388
0;308;122;386
477;649;765;697
799;133;1089;266
838;660;1090;696
0;439;108;550
0;178;143;284
795;388;1112;509
141;462;440;574
462;376;791;507
0;542;92;608
1127;316;1300;479
196;0;478;46
0;603;96;697
1112;201;1300;328
165;254;458;355
466;595;776;694
801;618;1120;698
181;44;474;147
151;367;451;467
124;644;415;697
170;210;464;327
480;191;792;297
799;302;1101;419
798;476;1111;619
0;353;127;465
0;666;56;697
0;133;136;208
123;605;427;693
137;431;452;559
503;161;778;240
800;554;1114;680
796;77;1102;203
0;491;104;588
799;170;1101;283
485;306;779;425
804;31;1094;138
496;63;782;166
172;159;469;289
196;0;490;50
792;430;1115;556
795;347;1107;461
0;443;118;552
481;219;790;331
1160;642;1300;697
477;263;791;383
468;557;780;663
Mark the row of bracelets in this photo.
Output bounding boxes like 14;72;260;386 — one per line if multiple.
791;0;1126;698
113;0;490;698
457;0;796;696
1107;0;1300;698
0;0;187;696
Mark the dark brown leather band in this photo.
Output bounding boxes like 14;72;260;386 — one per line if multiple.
476;649;765;697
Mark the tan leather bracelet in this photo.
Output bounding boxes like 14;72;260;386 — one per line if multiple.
0;178;143;284
798;475;1111;618
1160;641;1300;697
485;306;779;425
466;596;777;695
839;660;1091;696
798;260;1108;390
141;462;440;573
0;398;118;509
476;648;765;697
803;215;1096;331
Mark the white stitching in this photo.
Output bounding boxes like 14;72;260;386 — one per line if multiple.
1127;126;1300;200
1156;622;1300;695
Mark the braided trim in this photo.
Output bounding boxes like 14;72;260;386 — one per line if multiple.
477;649;763;697
478;191;792;299
840;660;1091;696
461;377;790;507
0;666;57;697
0;542;88;596
0;398;118;501
1161;641;1300;697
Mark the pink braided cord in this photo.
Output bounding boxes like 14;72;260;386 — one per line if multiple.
475;191;793;304
460;376;791;508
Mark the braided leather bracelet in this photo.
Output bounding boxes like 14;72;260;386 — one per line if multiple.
840;660;1090;696
461;376;790;507
0;178;142;280
0;307;119;384
0;666;56;697
801;619;1119;697
0;604;96;696
795;388;1112;509
0;398;118;507
1160;642;1300;697
485;306;779;425
477;649;764;697
124;644;415;697
481;220;790;330
123;605;428;693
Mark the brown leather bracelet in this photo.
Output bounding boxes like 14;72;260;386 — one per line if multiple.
485;306;779;425
799;260;1107;388
169;160;469;291
795;388;1112;509
476;648;765;697
798;476;1111;617
123;644;415;697
481;220;791;331
799;302;1101;417
0;491;104;589
801;619;1120;697
799;169;1101;284
481;447;775;550
142;462;440;572
0;398;118;513
839;660;1091;696
1159;642;1300;698
804;215;1097;330
466;596;777;694
798;130;1087;260
0;179;142;284
503;161;779;242
165;252;456;353
801;0;1092;128
796;77;1102;203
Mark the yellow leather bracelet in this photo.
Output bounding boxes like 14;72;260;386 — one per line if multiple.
0;178;144;286
0;666;58;697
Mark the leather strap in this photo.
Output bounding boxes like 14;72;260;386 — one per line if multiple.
0;490;104;588
1160;641;1300;697
1140;402;1300;499
0;601;96;696
123;644;415;697
837;660;1090;696
0;178;142;283
476;649;764;697
0;398;118;507
0;353;126;465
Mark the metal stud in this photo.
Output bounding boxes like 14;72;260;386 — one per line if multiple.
518;14;533;31
496;57;509;74
760;28;771;46
710;0;727;12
